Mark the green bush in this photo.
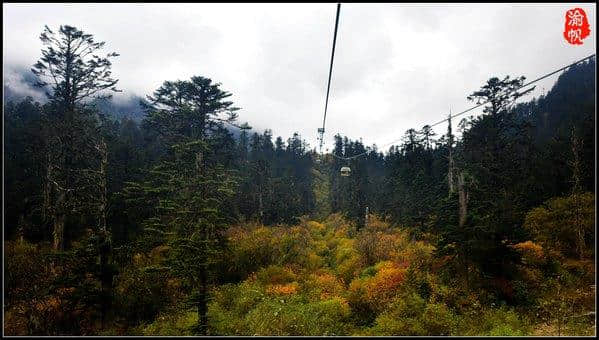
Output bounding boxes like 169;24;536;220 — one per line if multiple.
225;226;281;280
113;265;177;324
523;192;594;259
208;276;352;335
134;310;196;336
368;293;458;335
243;296;352;335
457;306;532;336
360;265;377;278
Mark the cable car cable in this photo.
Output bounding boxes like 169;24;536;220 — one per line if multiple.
328;53;596;161
318;3;341;153
428;53;596;128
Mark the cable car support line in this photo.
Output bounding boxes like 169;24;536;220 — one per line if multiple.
318;3;341;154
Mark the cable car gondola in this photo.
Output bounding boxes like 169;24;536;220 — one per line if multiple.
340;166;351;177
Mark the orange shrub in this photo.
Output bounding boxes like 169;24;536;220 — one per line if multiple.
266;282;299;295
509;241;544;265
348;261;408;313
366;262;407;302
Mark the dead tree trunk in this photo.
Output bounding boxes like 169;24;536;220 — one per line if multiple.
51;113;74;251
17;214;25;243
447;112;455;197
53;190;66;251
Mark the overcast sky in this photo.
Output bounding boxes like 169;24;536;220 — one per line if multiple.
3;3;596;151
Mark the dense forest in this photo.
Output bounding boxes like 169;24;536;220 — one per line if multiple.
3;25;596;336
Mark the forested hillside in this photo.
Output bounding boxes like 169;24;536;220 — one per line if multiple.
3;25;596;336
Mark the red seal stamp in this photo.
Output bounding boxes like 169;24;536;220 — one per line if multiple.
563;8;590;45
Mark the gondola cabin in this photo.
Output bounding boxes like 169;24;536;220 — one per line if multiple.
340;166;351;177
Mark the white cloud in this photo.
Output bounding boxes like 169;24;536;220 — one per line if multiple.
3;66;46;102
3;3;596;150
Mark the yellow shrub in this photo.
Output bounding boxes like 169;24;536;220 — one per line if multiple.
365;214;392;232
312;239;329;256
256;265;297;285
334;238;363;283
312;272;345;300
348;278;368;305
336;254;363;285
307;221;325;233
392;240;435;269
306;253;324;271
323;213;350;231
